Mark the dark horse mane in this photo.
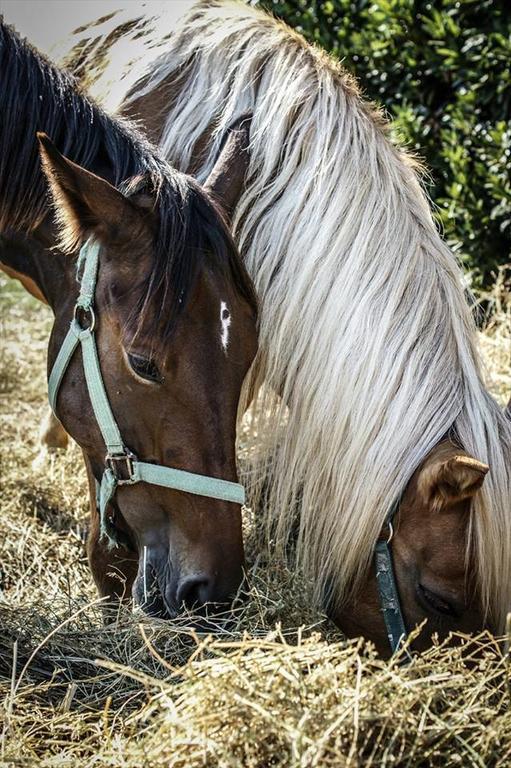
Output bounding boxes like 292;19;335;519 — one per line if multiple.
0;21;257;346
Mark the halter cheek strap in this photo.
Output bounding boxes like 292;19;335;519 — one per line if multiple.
374;500;408;654
48;240;245;549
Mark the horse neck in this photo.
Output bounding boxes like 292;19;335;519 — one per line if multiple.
0;225;73;309
0;22;142;307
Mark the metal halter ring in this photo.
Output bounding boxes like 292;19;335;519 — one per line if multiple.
74;304;96;332
378;519;395;545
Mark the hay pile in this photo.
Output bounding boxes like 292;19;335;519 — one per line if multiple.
1;273;510;767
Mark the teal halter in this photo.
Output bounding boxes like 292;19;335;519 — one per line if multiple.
48;240;245;548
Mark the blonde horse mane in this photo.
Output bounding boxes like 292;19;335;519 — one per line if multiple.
120;0;511;629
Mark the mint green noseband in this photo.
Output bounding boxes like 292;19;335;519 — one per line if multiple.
48;240;245;548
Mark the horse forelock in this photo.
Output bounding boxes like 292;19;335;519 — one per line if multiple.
120;170;257;356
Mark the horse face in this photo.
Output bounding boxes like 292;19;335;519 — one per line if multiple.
89;251;257;618
40;136;258;618
333;441;488;657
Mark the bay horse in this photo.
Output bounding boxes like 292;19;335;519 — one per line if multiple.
0;21;258;619
25;1;511;655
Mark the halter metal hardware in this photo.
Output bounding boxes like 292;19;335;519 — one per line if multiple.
378;520;394;545
105;450;137;484
74;304;96;332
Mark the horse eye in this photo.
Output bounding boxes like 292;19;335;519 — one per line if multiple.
127;353;163;384
417;583;459;618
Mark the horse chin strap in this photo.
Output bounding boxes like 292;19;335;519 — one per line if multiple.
374;500;409;656
47;239;245;549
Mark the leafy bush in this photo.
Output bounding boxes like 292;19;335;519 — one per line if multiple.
260;0;511;288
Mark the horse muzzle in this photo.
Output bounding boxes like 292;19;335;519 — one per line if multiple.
132;549;243;620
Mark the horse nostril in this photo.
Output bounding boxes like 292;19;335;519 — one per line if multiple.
133;567;169;618
176;575;211;610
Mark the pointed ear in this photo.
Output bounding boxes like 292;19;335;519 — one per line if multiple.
203;115;251;222
38;132;146;252
420;447;489;511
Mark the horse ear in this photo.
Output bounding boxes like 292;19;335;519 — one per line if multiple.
203;116;251;222
38;132;144;252
420;447;489;510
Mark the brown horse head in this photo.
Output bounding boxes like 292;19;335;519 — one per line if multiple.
39;133;258;617
333;440;490;656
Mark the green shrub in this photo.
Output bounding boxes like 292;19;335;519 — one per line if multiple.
260;0;511;288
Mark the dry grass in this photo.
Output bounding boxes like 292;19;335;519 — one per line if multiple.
0;272;510;767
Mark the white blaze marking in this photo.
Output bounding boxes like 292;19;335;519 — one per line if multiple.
220;301;231;352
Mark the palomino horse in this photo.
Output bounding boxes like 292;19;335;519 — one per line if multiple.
56;0;511;656
0;22;258;618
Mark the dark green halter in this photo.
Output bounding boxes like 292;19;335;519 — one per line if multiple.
48;240;246;548
374;501;408;654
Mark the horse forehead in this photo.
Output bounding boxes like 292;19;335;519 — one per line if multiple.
398;491;470;562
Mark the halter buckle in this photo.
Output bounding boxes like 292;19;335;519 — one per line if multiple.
105;450;137;484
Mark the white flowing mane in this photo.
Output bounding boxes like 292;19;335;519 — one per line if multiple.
76;0;511;629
